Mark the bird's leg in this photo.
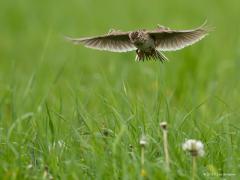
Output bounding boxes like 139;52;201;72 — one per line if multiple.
136;49;144;61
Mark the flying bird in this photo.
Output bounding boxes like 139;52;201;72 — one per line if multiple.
66;22;211;62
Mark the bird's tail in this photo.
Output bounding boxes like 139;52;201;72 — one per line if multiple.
135;49;168;62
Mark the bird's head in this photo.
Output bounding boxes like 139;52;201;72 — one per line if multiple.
129;30;145;43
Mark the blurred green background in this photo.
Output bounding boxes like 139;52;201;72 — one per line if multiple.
0;0;240;179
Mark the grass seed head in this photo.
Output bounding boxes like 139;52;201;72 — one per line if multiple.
160;122;168;130
140;136;147;147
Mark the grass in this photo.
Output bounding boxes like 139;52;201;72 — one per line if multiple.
0;0;240;179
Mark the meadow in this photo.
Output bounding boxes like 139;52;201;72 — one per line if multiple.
0;0;240;179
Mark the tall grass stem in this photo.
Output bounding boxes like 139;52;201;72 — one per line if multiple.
192;156;196;180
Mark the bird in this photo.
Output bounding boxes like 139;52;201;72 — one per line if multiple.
65;21;211;62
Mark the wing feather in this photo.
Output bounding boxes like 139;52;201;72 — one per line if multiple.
148;22;211;51
65;32;136;52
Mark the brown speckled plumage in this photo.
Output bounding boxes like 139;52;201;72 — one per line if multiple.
66;21;211;62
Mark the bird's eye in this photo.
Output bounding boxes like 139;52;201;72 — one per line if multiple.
130;32;138;39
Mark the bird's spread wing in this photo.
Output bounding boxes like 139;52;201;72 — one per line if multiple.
148;22;211;51
65;31;136;52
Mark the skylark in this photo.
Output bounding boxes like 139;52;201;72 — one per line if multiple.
66;21;210;62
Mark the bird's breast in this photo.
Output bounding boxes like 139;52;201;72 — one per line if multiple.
134;38;155;52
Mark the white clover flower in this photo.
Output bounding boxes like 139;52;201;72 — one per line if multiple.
182;139;205;157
